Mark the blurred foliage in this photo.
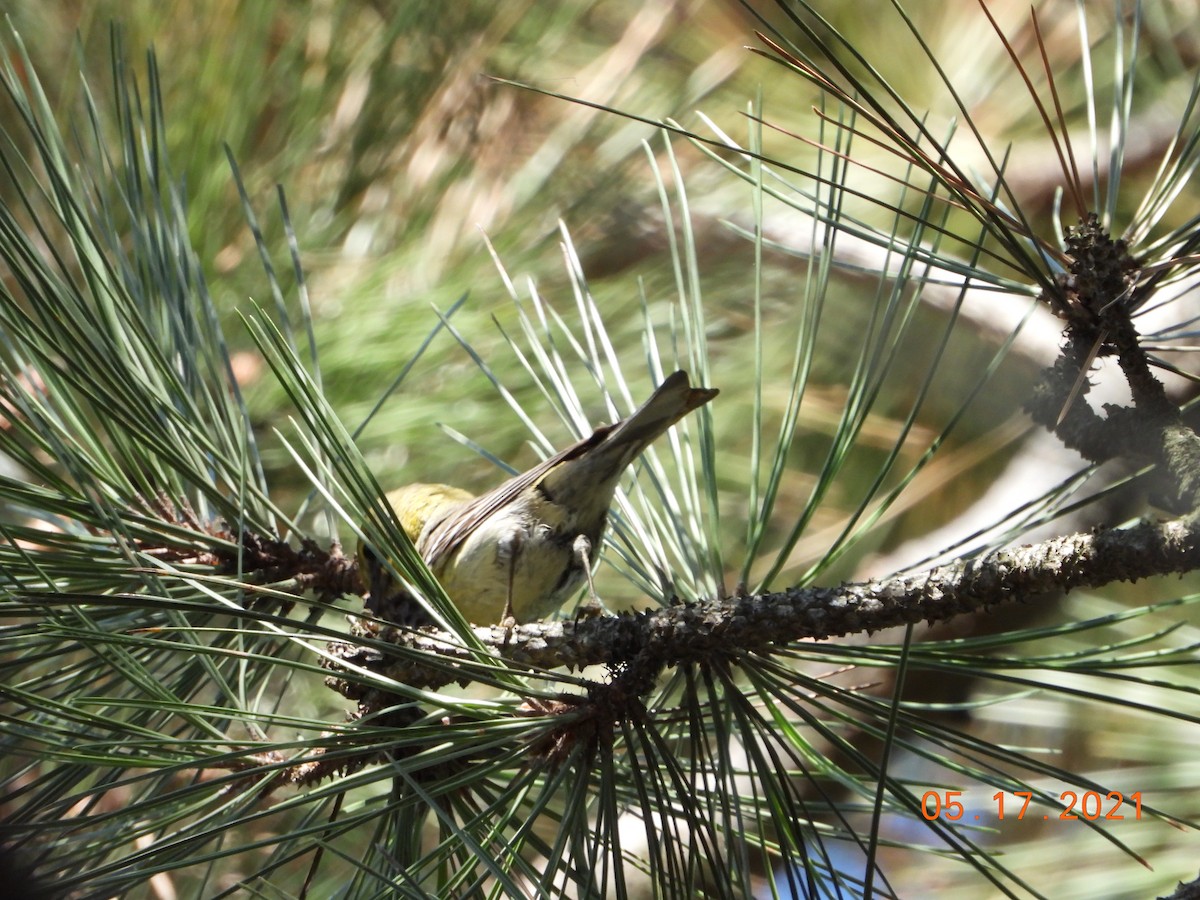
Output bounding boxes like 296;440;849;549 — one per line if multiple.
3;0;1052;565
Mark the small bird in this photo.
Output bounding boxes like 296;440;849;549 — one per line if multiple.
361;371;717;626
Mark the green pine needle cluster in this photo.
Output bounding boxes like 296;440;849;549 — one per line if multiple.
2;3;1200;898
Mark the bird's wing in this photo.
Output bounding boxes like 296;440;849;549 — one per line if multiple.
420;370;715;564
419;422;616;564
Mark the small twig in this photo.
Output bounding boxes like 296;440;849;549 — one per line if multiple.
1026;214;1200;511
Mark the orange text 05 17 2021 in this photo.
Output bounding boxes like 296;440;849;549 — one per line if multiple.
921;789;1143;821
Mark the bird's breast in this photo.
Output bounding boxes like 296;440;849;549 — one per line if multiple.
434;505;604;623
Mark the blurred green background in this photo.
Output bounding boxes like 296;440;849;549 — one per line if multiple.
4;1;1084;593
4;3;1200;894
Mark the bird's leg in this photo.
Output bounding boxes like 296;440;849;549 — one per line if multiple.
500;531;521;640
573;534;603;620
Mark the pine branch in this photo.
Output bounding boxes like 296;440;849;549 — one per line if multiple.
327;512;1200;694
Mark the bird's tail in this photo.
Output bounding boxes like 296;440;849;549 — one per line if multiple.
603;370;718;459
542;370;718;498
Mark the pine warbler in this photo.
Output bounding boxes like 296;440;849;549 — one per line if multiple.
361;370;717;625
